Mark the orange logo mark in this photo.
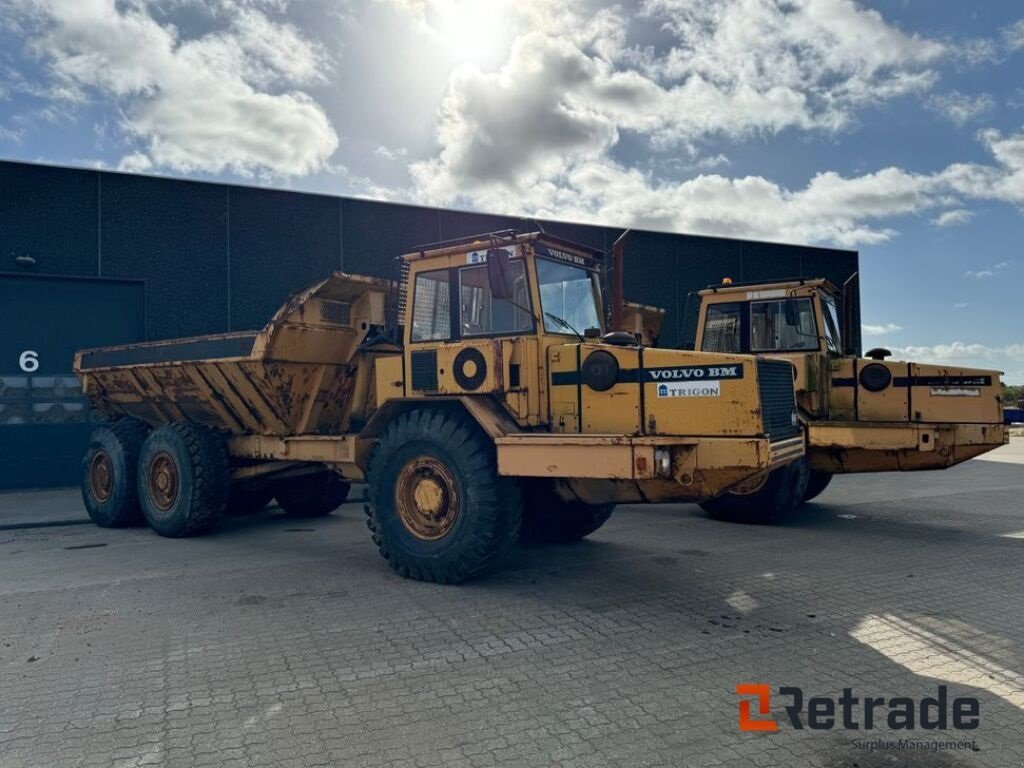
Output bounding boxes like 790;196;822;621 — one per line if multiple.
737;684;779;732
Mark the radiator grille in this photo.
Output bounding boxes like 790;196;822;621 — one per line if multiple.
410;349;438;392
757;359;800;441
319;300;351;326
395;259;410;328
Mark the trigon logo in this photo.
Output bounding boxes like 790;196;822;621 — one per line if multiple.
737;684;779;732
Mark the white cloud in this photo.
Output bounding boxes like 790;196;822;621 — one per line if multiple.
862;322;903;336
643;0;944;126
954;302;970;309
410;0;948;208
404;1;1024;245
7;0;338;177
925;91;994;126
117;150;153;172
411;126;1024;246
891;342;1024;378
932;209;974;227
965;260;1011;279
374;145;408;160
1003;19;1024;51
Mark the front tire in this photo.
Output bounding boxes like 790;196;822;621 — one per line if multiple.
274;471;350;517
521;482;615;543
365;408;522;583
802;470;833;503
81;418;150;527
700;459;810;525
137;423;230;537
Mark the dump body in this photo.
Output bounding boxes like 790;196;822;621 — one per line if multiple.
75;273;392;438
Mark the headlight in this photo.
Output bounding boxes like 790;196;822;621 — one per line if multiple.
654;448;672;477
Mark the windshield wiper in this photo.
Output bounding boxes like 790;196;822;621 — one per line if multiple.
545;311;584;342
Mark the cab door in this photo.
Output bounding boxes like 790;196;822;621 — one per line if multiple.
404;251;535;406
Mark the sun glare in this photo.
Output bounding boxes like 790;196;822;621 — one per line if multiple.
432;0;510;65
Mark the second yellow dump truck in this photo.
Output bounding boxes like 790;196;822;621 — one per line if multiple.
691;276;1006;522
74;231;804;582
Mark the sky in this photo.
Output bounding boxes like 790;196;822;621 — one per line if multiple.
0;0;1022;382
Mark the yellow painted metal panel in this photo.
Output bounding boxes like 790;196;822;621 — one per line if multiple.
908;363;1003;424
641;347;763;436
857;360;909;422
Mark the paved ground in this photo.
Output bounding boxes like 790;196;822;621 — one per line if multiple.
2;442;1023;768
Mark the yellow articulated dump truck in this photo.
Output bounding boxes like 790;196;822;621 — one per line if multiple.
690;276;1006;523
74;231;804;583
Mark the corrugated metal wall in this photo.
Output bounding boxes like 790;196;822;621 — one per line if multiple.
0;159;861;351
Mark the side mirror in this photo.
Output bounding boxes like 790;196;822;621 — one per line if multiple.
783;298;800;326
486;247;514;300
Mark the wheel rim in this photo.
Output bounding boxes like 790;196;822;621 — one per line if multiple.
395;456;460;540
148;452;179;511
89;450;114;503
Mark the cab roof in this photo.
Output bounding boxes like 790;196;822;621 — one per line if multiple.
400;230;601;266
698;277;839;297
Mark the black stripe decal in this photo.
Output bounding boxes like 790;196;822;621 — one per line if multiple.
553;363;745;387
833;374;992;388
575;345;582;433
638;347;647;434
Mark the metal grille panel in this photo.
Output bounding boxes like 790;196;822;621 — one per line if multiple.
757;359;800;441
410;349;438;392
319;300;351;326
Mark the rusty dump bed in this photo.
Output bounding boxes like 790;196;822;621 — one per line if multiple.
74;273;391;437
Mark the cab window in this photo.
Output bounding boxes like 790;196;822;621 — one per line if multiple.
751;298;818;351
701;303;742;353
821;293;842;355
536;258;602;334
459;260;532;336
411;269;451;342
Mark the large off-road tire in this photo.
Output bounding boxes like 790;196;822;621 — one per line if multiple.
802;470;834;503
226;483;275;516
365;408;522;583
521;481;615;544
274;471;350;517
700;459;810;525
137;423;230;538
81;418;150;528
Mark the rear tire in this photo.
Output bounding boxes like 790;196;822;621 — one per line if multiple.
802;470;833;503
81;418;150;528
137;423;229;537
227;483;275;516
521;482;615;543
365;408;522;583
700;459;810;525
274;472;350;517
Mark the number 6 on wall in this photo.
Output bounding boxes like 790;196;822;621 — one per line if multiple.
19;350;39;373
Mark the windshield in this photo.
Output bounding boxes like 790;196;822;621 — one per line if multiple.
536;258;602;334
821;292;842;355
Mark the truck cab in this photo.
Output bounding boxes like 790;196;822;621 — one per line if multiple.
372;232;805;505
694;277;1006;480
